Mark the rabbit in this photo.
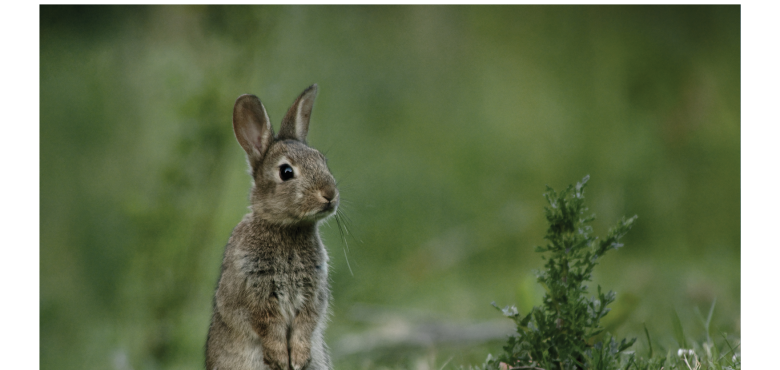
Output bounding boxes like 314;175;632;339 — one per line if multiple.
206;84;337;370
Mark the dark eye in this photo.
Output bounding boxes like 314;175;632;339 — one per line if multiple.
279;164;294;181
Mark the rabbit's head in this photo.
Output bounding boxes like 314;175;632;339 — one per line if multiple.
232;84;338;225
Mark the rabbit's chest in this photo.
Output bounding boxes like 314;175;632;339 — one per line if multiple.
242;246;324;319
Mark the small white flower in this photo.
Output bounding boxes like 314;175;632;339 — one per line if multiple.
677;349;695;357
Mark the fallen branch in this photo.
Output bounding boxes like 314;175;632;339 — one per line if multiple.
332;303;514;357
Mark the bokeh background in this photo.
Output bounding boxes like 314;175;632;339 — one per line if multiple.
40;5;740;370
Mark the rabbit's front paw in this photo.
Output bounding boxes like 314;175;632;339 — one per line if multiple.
290;342;312;370
262;345;290;370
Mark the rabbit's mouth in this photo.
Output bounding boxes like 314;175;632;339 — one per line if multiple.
317;202;337;216
300;202;337;222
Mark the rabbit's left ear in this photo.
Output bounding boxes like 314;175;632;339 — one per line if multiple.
278;84;318;143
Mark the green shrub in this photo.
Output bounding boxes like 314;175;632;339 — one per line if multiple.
481;175;637;370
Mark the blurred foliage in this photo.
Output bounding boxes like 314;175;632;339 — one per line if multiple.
40;5;739;370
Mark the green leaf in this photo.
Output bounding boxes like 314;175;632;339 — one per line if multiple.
588;328;604;338
624;353;635;370
671;308;687;349
618;337;637;352
705;298;717;341
717;332;740;364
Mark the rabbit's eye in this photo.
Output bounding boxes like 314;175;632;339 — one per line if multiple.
279;164;295;181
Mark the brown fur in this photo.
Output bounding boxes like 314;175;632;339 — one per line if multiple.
206;85;336;370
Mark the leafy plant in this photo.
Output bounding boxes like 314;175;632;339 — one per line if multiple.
481;175;638;370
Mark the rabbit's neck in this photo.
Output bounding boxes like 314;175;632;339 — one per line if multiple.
248;213;319;236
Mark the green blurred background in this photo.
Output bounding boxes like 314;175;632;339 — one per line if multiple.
40;5;740;370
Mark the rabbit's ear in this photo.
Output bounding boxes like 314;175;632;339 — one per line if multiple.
278;84;318;143
233;94;274;166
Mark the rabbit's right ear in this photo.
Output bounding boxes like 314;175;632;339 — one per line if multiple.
233;94;274;169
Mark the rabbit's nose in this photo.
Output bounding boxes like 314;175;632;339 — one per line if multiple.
319;188;338;203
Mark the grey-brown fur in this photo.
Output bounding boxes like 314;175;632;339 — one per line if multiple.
206;85;337;370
